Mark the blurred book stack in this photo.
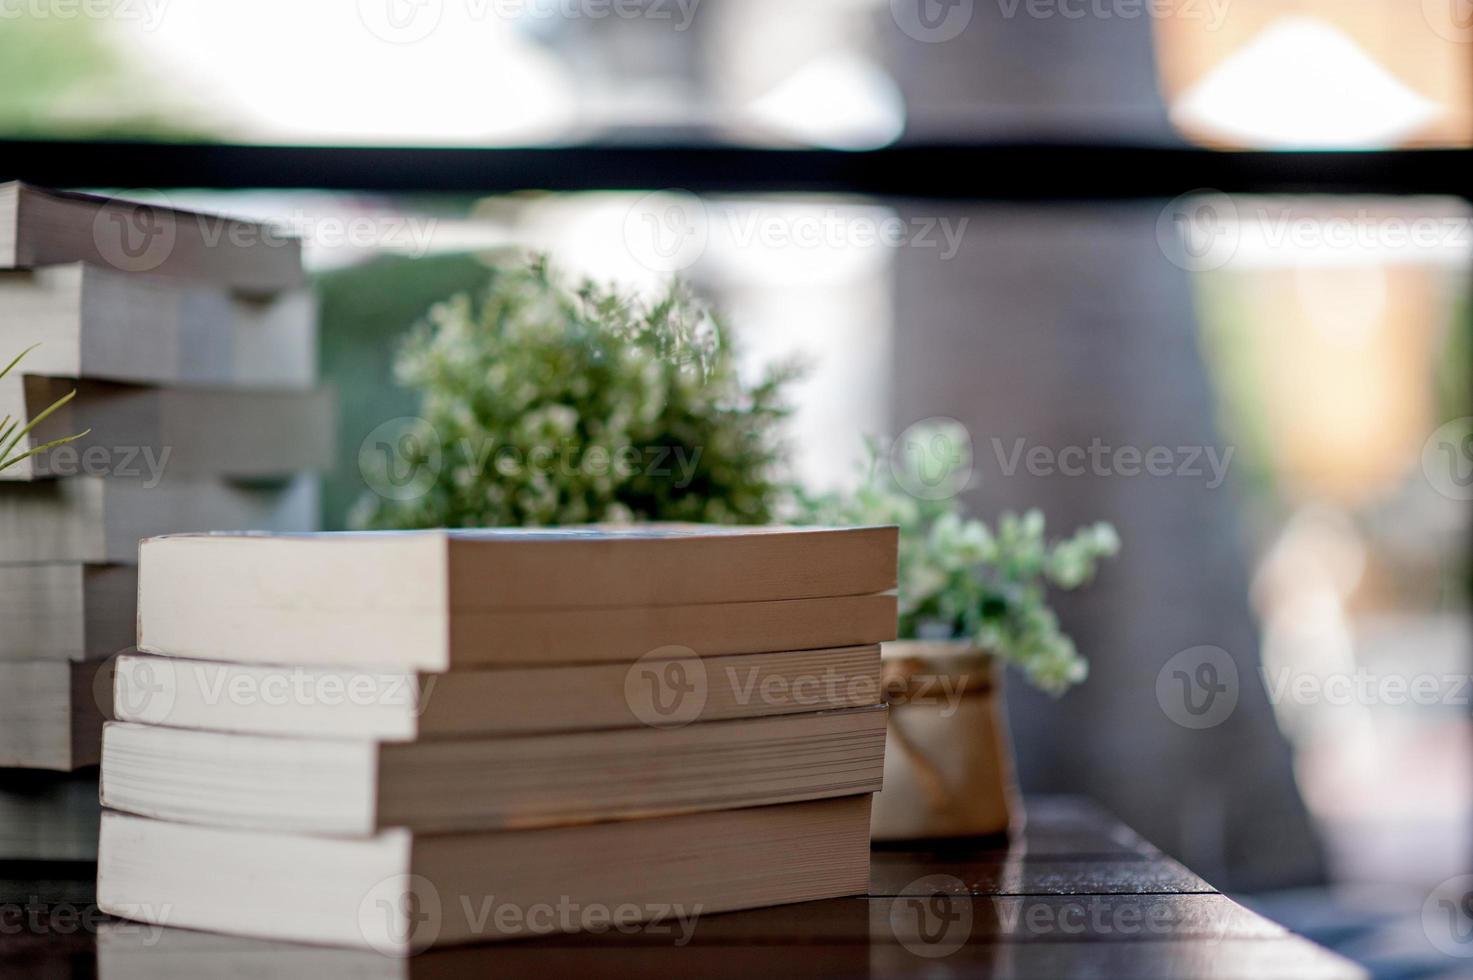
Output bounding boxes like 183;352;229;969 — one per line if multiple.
0;183;329;859
99;525;897;953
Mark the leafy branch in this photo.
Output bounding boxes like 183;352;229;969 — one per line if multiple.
796;427;1120;695
0;345;90;473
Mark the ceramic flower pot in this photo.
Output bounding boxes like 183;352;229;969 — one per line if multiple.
870;640;1022;842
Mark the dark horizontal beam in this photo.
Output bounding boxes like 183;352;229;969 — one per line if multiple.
2;139;1471;200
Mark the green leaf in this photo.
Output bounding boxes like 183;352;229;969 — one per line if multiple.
0;428;90;473
0;344;38;383
0;386;78;464
0;350;89;474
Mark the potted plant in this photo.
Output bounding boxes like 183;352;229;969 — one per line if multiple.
798;425;1119;840
351;257;798;529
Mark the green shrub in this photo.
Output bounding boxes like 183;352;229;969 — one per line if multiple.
351;257;798;529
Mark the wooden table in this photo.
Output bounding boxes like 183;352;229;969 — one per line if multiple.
1;796;1364;978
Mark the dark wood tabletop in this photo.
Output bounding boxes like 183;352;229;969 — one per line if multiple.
0;796;1365;979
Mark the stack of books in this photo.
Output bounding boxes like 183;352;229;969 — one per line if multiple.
0;183;328;859
98;525;898;953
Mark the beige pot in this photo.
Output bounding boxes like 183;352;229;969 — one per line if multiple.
870;640;1022;842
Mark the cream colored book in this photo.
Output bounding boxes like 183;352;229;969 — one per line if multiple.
0;375;333;481
128;592;896;671
100;706;886;835
138;525;899;670
0;183;302;292
0;659;110;770
99;795;872;954
0;563;133;660
400;591;895;665
112;645;882;739
0;263;315;387
0;475;318;564
0;771;100;860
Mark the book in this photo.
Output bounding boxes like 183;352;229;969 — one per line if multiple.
0;770;100;859
381;591;896;666
0;474;318;564
0;659;110;770
0;563;133;661
111;645;882;739
124;594;898;674
0;375;334;481
100;706;886;835
0;183;303;293
98;794;872;953
0;263;315;388
138;525;899;670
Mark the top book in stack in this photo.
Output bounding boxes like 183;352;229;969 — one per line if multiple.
139;526;899;671
0;183;302;294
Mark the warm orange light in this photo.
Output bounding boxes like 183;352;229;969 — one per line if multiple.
1153;0;1472;147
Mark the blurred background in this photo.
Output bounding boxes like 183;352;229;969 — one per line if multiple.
4;0;1470;974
